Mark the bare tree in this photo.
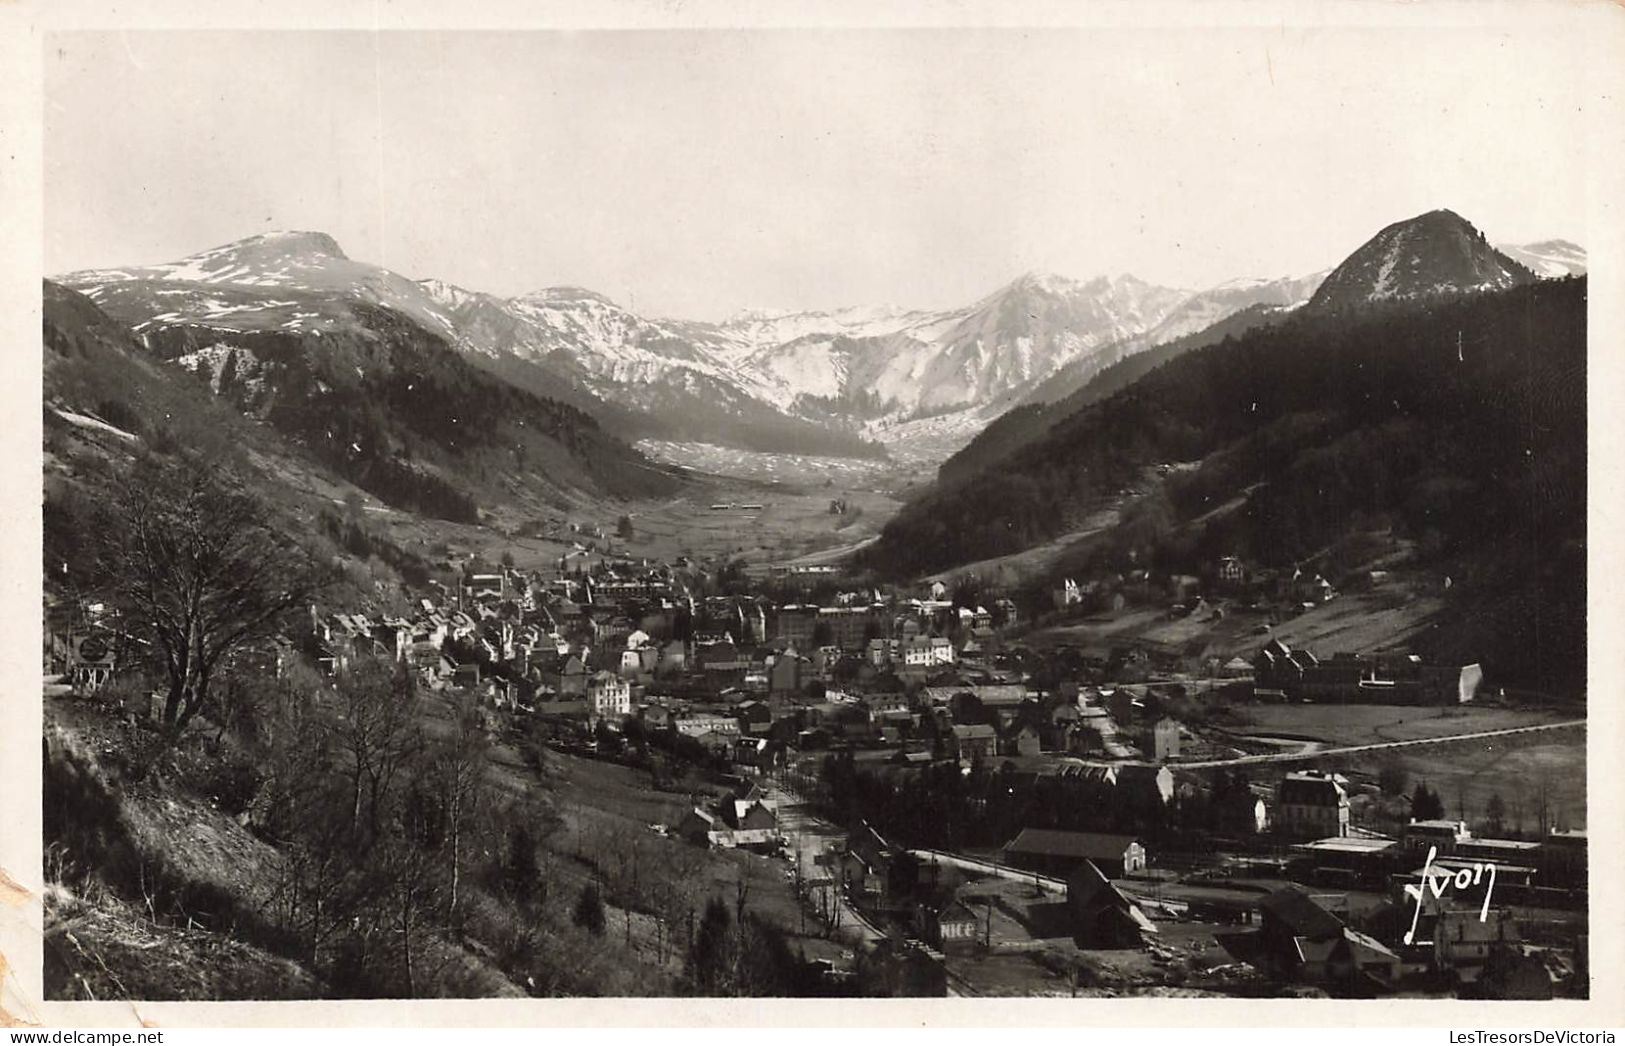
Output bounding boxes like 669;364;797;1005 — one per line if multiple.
428;694;492;920
373;820;446;997
94;452;323;746
330;658;423;840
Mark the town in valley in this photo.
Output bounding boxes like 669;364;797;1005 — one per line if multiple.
45;457;1587;998
37;26;1591;1005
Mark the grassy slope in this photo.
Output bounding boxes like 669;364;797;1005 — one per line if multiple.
44;887;321;1002
43;686;835;1000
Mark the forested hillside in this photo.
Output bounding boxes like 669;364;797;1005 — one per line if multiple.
862;278;1586;687
47;280;678;525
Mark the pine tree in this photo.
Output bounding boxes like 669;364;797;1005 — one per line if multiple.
687;896;733;993
504;822;541;906
1409;782;1445;821
573;882;606;936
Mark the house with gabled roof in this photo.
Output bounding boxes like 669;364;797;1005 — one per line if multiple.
1003;828;1147;879
1000;721;1042;758
558;654;589;696
1276;771;1350;839
675;792;781;852
916;898;980;954
1241;886;1403;989
1067;860;1157;948
840;822;916;902
947;723;997;764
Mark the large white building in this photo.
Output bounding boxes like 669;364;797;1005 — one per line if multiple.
1275;771;1351;839
587;670;631;721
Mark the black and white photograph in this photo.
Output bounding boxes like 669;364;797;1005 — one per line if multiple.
7;0;1623;1023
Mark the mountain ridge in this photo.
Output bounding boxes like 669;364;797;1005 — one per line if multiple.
55;213;1585;469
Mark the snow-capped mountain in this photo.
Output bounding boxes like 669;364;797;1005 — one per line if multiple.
1306;209;1536;313
62;234;1222;463
1498;239;1587;278
720;303;921;352
46;237;682;522
730;272;1192;417
62;231;469;344
61;236;888;460
56;214;1582;471
1141;271;1326;345
409;278;883;457
1011;270;1326;409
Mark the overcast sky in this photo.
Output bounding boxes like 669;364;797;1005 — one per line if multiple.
45;27;1591;321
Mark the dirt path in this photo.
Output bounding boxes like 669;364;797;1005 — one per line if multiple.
765;785;887;947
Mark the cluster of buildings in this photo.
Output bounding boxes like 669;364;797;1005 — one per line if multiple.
1278;777;1588;898
1047;556;1342;617
287;559;1091;785
676;782;782;852
1227;876;1564;997
1252;639;1484;705
832;821;1160;958
1234;770;1585;994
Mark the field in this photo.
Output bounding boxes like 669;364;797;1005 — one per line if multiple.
636;439;926;489
616;479;902;572
317;459;905;587
1225;703;1569;746
1210;701;1589;831
1337;732;1588;833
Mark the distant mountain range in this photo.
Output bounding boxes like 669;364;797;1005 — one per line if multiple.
1496;239;1588;279
55;214;1584;469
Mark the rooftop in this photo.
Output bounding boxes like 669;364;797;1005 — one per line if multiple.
1005;828;1140;861
1293;837;1397;855
1458;838;1540;852
1259;887;1345;939
1409;858;1537;877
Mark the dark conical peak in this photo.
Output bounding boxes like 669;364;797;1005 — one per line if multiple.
1398;208;1478;235
1416;207;1467;223
1305;207;1532;313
